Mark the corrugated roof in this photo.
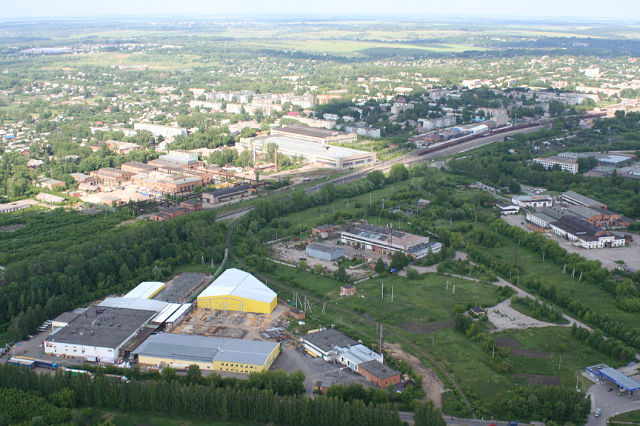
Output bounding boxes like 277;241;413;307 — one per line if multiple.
124;281;166;299
99;297;173;313
133;333;279;365
599;367;640;391
198;269;276;303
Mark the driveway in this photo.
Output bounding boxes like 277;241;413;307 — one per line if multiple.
587;380;640;426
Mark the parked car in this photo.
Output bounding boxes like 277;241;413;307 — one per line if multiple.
594;408;602;417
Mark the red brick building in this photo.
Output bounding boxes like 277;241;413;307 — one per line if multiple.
358;360;402;388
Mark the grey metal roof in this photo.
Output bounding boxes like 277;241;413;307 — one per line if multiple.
46;306;156;349
304;329;358;353
358;360;401;380
206;184;251;198
562;191;603;207
133;333;279;366
306;242;344;255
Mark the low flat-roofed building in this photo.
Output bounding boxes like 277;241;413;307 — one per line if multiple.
239;135;375;170
312;224;335;238
497;202;519;215
51;308;87;329
106;140;141;155
133;122;187;139
303;328;358;360
0;199;38;214
561;191;607;208
121;161;158;174
550;215;625;249
511;195;553;208
341;222;437;259
358;360;402;388
526;208;564;229
566;205;626;228
35;192;66;204
597;154;635;168
134;333;280;373
306;242;345;261
202;184;252;207
44;306;157;363
271;124;357;144
37;177;66;190
533;156;578;174
125;281;166;299
90;168;134;186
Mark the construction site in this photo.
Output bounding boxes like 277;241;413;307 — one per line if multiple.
171;303;291;341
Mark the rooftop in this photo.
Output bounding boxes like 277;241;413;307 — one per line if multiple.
198;268;277;303
133;333;279;365
562;191;604;207
45;306;156;348
307;242;343;255
359;360;401;380
124;281;166;300
205;184;251;197
249;135;373;160
274;124;351;139
304;329;358;353
343;223;428;250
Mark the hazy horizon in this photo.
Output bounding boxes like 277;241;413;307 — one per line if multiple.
3;0;640;22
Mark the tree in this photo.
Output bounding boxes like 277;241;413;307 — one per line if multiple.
388;164;409;183
390;251;409;270
375;257;387;274
335;265;350;283
367;170;386;188
414;401;446;426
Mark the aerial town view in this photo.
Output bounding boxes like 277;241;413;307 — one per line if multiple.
1;0;640;425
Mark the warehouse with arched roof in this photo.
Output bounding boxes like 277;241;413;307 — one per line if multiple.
197;268;277;314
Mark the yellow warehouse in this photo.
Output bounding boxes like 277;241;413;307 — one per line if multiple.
197;268;277;314
133;333;280;373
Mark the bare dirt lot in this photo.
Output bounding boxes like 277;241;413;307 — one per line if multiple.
501;214;640;272
488;299;558;333
398;321;454;334
171;304;290;341
386;343;445;408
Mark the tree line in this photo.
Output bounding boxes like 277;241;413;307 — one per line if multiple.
0;364;404;426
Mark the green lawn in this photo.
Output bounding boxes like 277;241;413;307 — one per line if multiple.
610;409;640;424
474;224;639;330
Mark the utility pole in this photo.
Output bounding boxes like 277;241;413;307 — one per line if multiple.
379;324;383;353
381;281;384;299
391;286;394;302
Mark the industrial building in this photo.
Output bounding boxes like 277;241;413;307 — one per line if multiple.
302;329;399;387
549;215;626;249
197;268;277;314
44;306;157;363
560;191;607;209
133;123;187;139
239;135;376;170
202;184;253;207
124;281;166;299
511;195;553;208
533;156;579;174
305;242;345;261
340;223;441;259
134;333;280;373
358;360;403;388
271;125;357;144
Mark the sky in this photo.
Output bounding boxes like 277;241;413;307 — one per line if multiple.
3;0;640;21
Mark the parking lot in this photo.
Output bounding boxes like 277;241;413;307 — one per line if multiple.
271;347;373;394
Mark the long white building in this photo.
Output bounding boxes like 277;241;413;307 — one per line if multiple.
239;135;375;169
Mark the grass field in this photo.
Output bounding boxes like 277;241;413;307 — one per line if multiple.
94;410;255;426
610;409;640;424
473;223;639;330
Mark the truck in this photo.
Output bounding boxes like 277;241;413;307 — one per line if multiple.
34;359;58;369
7;356;36;369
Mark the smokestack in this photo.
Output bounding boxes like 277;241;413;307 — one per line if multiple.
275;146;278;172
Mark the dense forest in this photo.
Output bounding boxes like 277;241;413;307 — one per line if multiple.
0;210;226;343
